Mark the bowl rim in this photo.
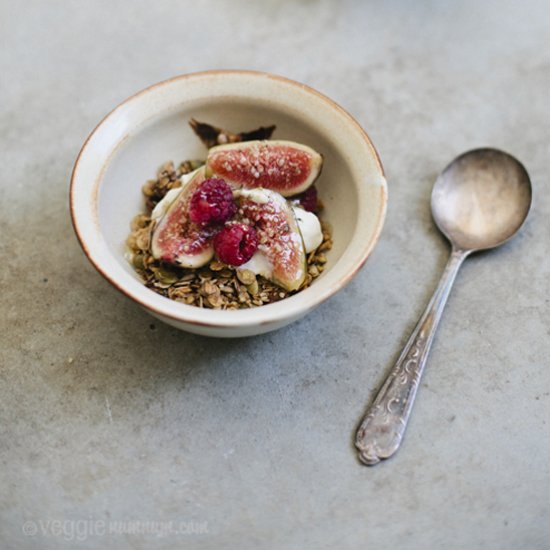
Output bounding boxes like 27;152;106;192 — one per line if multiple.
70;69;387;329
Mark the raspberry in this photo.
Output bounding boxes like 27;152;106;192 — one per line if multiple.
188;178;236;225
297;185;318;212
213;223;258;266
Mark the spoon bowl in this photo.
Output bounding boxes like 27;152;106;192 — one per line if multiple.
431;148;532;252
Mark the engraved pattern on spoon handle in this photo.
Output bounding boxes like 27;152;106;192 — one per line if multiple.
355;248;468;465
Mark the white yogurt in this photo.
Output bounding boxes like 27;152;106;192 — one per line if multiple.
239;251;274;279
291;206;323;253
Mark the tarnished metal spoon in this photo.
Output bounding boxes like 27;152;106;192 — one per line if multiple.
355;148;532;466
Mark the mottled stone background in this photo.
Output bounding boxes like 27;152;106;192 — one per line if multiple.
1;1;549;548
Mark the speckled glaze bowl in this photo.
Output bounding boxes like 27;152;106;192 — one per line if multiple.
70;70;387;337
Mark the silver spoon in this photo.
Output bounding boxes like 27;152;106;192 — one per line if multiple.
355;148;532;466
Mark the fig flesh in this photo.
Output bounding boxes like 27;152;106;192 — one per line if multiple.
206;140;323;197
151;167;216;268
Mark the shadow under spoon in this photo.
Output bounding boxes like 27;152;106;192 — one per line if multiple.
355;148;532;466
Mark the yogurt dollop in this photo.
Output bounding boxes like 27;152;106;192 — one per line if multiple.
291;206;323;253
239;250;274;279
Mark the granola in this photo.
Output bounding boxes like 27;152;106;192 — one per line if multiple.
126;122;332;309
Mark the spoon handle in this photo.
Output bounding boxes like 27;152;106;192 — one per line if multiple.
355;247;468;465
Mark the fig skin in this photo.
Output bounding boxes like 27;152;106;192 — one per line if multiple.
206;140;323;197
189;118;276;149
151;167;215;268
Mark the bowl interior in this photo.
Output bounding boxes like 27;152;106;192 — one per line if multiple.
73;72;386;329
100;101;358;280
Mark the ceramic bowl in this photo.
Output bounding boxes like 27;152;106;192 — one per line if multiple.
70;70;387;337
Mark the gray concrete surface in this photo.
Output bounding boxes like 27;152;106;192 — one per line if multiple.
1;1;549;548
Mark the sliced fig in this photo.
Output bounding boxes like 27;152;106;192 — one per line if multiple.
206;140;323;197
189;119;276;149
237;189;306;291
238;125;277;143
151;167;216;268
